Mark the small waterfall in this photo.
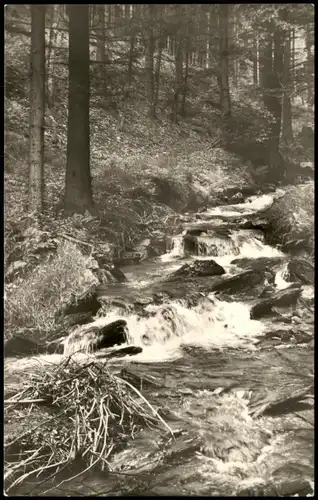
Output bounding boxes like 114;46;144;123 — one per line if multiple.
83;295;266;363
160;234;184;261
275;263;291;290
184;230;284;268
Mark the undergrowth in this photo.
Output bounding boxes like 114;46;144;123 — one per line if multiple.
5;241;98;343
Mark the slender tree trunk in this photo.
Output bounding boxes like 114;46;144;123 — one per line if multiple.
144;5;155;118
181;40;189;115
282;30;293;145
259;29;272;88
46;5;60;108
291;28;295;89
253;33;258;87
219;4;231;119
128;33;135;88
124;4;130;19
261;21;284;178
154;36;164;110
96;5;106;94
64;5;94;215
306;31;314;107
171;35;183;123
107;5;112;27
29;5;45;215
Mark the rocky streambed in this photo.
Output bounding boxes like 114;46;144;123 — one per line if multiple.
4;189;314;496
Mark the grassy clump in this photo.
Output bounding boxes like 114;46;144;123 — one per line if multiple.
5;241;98;344
265;182;314;254
4;356;171;495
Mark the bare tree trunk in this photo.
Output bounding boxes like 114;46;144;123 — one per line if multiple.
181;40;189;115
259;29;272;88
107;5;112;27
124;4;130;19
154;35;164;111
96;5;106;94
291;28;295;88
261;20;284;178
64;5;95;215
219;4;231;119
282;30;293;145
306;31;314;107
29;5;45;215
253;33;258;87
144;5;155;118
46;5;60;108
171;35;183;124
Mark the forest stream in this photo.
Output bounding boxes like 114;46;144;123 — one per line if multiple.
5;191;314;497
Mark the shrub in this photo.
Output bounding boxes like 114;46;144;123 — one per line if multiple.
5;241;98;343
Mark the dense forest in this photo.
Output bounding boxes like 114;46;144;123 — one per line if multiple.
4;4;314;496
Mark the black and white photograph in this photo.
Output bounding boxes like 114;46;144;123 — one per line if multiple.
4;3;314;496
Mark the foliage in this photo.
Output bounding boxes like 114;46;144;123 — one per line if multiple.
4;355;171;494
5;241;98;343
266;182;314;253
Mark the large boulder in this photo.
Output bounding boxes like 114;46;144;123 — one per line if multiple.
210;269;269;298
56;284;102;318
4;336;40;357
167;259;225;281
250;285;302;320
284;258;314;286
64;319;129;355
264;183;314;253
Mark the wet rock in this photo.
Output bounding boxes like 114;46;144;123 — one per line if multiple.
284;258;314;285
56;284;101;318
45;337;65;354
183;233;236;257
256;326;312;347
4;336;40;357
211;269;267;297
95;345;142;358
55;311;93;330
250;285;302;320
64;319;129;355
231;256;286;272
134;232;170;260
249;382;313;418
167;259;225;281
114;251;144;266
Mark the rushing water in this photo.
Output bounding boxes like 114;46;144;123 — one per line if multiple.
5;190;314;496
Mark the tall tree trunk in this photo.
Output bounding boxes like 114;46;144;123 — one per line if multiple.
96;5;106;94
64;5;94;215
282;30;293;145
124;4;130;19
171;34;183;123
306;31;314;107
253;33;258;87
291;28;295;89
144;5;155;118
181;43;189;115
261;21;284;178
219;4;231;119
154;35;164;111
259;30;272;88
107;5;112;27
29;5;45;215
46;5;60;108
